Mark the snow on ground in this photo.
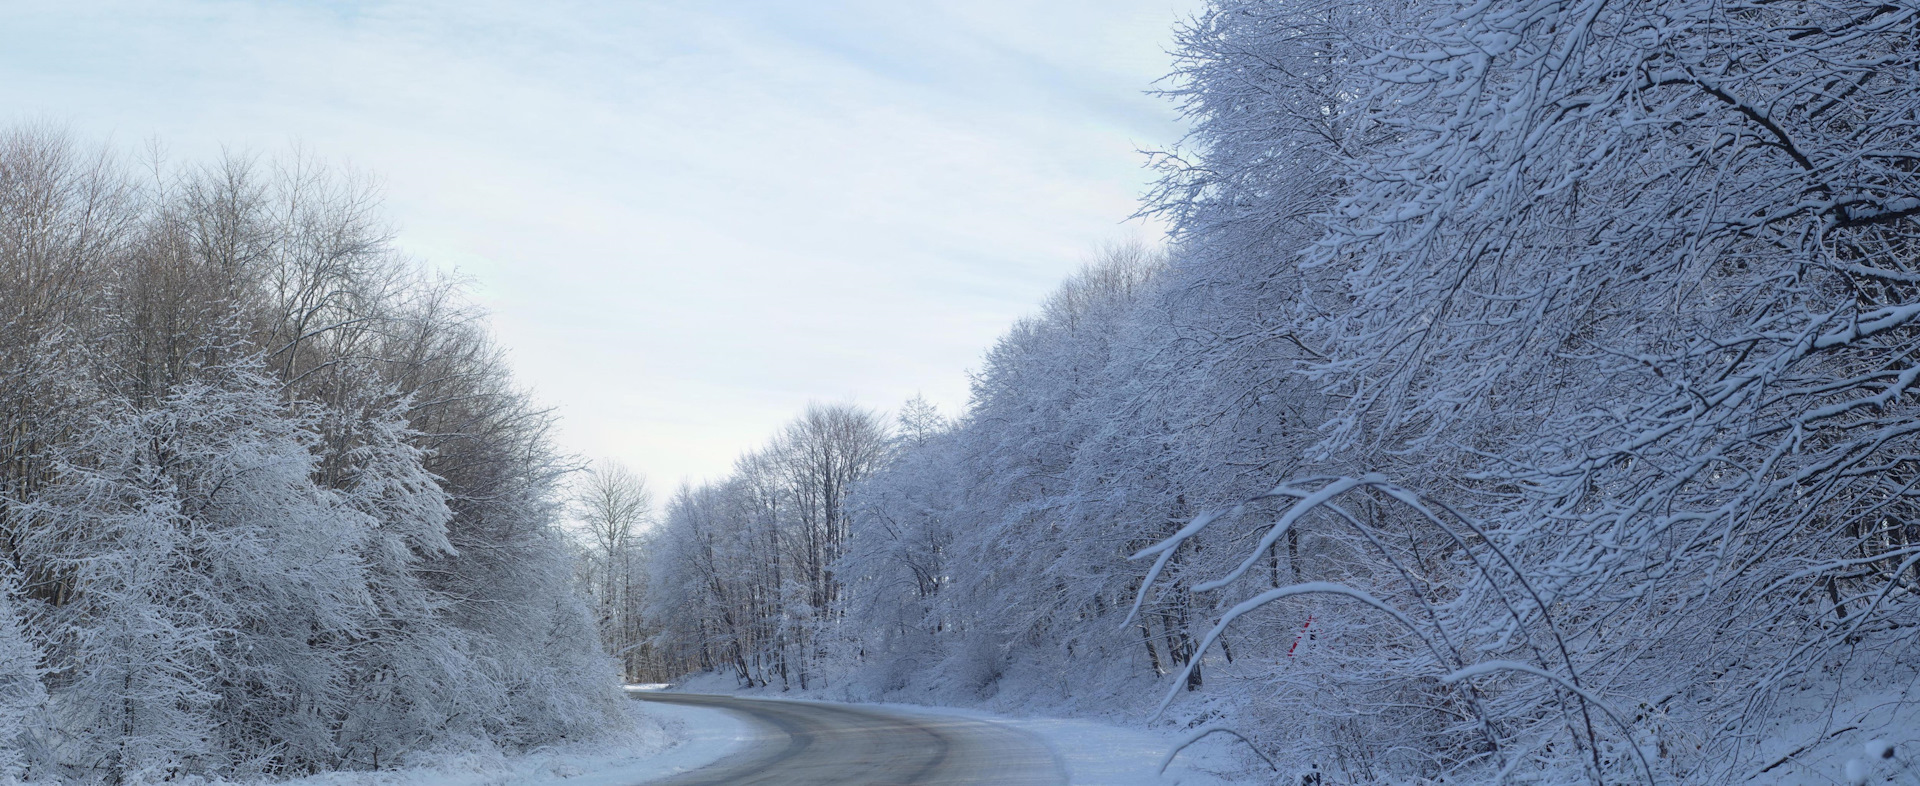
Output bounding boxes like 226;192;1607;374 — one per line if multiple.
263;690;747;786
610;687;754;782
1741;660;1920;786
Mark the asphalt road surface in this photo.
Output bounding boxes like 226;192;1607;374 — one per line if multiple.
629;692;1069;785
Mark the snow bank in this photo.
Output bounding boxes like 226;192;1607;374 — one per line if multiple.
248;692;747;786
1741;662;1920;786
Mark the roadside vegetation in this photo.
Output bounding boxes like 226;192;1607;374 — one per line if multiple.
622;1;1920;783
0;126;620;783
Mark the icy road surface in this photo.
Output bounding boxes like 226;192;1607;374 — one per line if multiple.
628;692;1067;785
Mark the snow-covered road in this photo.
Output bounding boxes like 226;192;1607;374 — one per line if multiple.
628;692;1067;785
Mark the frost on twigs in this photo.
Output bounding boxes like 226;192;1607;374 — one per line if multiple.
0;571;46;781
1125;0;1920;779
1132;477;1652;783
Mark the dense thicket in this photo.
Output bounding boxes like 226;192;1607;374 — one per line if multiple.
636;0;1920;782
0;127;620;783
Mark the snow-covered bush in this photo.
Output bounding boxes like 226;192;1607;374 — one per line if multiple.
17;367;371;779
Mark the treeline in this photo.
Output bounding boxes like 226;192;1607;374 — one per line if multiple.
568;463;658;683
638;405;890;688
635;240;1301;704
0;127;619;783
635;0;1920;782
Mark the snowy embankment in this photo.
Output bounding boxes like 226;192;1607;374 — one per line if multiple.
261;690;743;786
1737;661;1920;786
667;672;1247;785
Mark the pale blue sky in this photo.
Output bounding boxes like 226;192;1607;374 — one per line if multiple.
1;0;1198;486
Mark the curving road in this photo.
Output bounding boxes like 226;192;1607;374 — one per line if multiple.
629;692;1068;785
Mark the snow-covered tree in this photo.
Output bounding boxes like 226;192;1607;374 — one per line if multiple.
1128;0;1920;780
0;569;45;781
15;366;360;779
569;461;654;681
638;405;889;691
0;125;623;781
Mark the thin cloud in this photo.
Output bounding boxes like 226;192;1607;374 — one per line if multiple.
0;0;1198;486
